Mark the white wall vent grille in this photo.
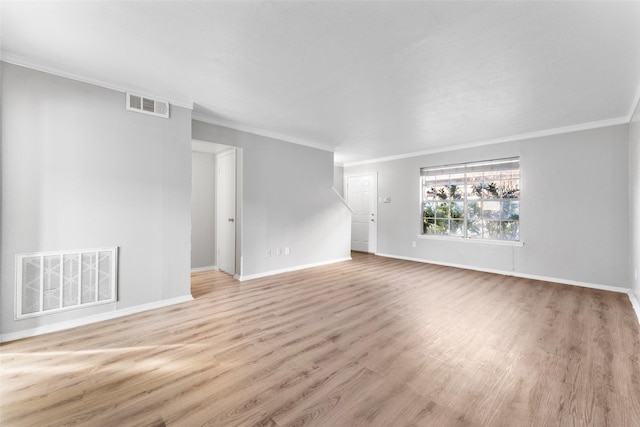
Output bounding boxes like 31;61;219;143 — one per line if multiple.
15;248;118;319
126;92;169;118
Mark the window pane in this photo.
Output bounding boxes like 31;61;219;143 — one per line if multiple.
481;201;501;220
423;202;436;218
467;219;483;238
482;181;501;199
483;171;501;184
502;221;519;240
423;217;436;234
423;201;435;234
483;171;501;200
423;177;437;200
434;187;448;200
501;170;520;198
434;175;449;200
450;201;464;219
501;169;519;179
434;219;449;235
502;201;519;221
467;200;480;220
446;184;463;200
436;175;449;186
450;220;464;237
448;173;465;200
435;202;450;218
467;172;483;200
484;221;502;239
449;173;466;183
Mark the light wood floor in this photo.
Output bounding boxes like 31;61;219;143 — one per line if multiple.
2;252;640;426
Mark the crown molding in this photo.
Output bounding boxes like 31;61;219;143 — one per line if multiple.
1;51;193;110
3;50;635;160
342;116;630;167
191;111;335;153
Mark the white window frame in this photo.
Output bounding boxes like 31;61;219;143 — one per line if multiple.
418;158;522;246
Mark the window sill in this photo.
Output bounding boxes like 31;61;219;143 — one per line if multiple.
416;234;524;247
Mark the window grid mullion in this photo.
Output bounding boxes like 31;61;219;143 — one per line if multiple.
420;162;519;242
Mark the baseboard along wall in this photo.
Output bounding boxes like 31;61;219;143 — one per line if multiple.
375;252;640;325
236;257;352;282
191;265;218;272
1;295;194;343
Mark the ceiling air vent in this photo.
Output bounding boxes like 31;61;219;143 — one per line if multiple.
126;92;170;118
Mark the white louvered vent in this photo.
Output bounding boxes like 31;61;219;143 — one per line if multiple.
126;92;169;118
16;248;118;319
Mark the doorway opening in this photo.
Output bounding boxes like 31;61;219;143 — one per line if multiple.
346;173;377;253
191;140;242;277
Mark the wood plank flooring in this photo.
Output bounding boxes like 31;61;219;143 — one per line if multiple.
2;252;640;426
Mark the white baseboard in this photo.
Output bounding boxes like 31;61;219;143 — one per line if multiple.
376;252;640;325
0;295;194;343
629;291;640;324
191;265;218;272
237;257;352;282
375;253;630;294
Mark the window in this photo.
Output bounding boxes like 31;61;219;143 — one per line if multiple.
421;158;520;241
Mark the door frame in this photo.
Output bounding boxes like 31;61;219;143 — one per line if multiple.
345;173;378;253
216;148;237;275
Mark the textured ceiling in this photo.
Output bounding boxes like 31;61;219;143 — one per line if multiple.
2;1;640;164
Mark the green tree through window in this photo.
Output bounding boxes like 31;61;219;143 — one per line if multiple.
421;158;520;241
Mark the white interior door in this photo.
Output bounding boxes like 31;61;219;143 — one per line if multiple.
217;149;236;274
347;174;377;253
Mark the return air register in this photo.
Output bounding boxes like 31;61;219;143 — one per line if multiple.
126;92;170;118
15;247;118;319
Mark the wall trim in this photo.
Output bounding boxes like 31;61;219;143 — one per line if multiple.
236;257;352;282
343;116;629;167
191;265;218;272
332;187;354;213
191;113;335;154
1;53;194;110
375;252;629;294
378;252;640;326
0;295;194;343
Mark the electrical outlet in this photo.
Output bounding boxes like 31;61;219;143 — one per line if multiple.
412;241;416;248
266;250;271;257
284;247;290;255
277;248;282;256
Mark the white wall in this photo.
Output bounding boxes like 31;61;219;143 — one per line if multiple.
191;151;216;269
630;103;640;301
192;120;352;278
334;165;344;197
1;63;192;337
345;124;630;289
